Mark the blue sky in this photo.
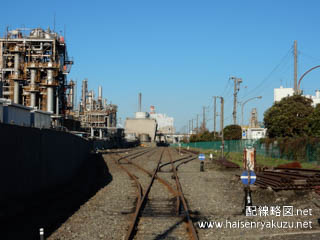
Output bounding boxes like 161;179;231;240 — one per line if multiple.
2;0;320;132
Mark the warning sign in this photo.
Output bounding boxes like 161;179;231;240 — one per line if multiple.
243;148;256;171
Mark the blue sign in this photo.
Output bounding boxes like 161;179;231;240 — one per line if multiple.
198;153;205;161
241;171;256;185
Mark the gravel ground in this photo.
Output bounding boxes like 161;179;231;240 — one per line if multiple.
48;149;135;240
48;147;320;240
177;152;320;240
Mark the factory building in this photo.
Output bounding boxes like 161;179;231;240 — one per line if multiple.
274;86;295;102
125;93;157;143
0;28;74;121
0;28;118;136
242;108;266;140
78;79;118;138
149;105;175;134
274;86;320;107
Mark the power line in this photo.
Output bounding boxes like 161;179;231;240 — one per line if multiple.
239;46;293;101
299;50;320;62
220;78;232;97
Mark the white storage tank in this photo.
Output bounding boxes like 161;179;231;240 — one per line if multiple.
135;112;148;119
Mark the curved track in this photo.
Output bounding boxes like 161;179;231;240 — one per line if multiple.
111;147;198;240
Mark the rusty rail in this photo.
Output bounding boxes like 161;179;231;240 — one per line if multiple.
168;150;199;240
253;168;320;191
114;147;198;240
125;149;165;240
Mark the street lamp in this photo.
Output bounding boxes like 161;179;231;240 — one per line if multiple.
241;96;262;126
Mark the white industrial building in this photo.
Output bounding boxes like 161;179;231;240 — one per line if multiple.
305;90;320;107
274;86;295;102
149;106;175;134
274;86;320;107
242;127;267;140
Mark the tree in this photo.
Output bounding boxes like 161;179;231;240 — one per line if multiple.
309;104;320;137
189;131;219;142
223;124;242;140
263;95;313;138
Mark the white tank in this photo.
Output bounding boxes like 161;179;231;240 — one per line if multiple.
135;112;147;119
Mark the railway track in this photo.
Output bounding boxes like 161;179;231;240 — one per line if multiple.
111;147;198;240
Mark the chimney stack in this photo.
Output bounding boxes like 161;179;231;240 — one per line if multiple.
139;92;142;112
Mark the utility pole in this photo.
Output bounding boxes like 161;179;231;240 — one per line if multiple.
191;118;194;133
203;106;206;131
231;77;242;125
196;114;199;133
219;97;224;157
213;96;217;137
294;40;298;93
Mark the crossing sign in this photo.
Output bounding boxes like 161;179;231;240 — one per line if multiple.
198;153;205;161
241;171;256;185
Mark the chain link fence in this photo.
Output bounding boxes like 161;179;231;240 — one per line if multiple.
173;140;320;162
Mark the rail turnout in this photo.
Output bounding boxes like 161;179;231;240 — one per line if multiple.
111;147;198;240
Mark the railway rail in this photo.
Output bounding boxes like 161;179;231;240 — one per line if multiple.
236;167;320;191
111;147;198;240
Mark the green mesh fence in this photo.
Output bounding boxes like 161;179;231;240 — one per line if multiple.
172;140;320;162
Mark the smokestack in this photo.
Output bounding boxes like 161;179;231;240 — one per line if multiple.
139;92;142;112
103;99;107;109
82;79;88;111
98;86;102;100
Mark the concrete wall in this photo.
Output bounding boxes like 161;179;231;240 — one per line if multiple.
0;123;91;201
125;118;157;141
0;102;3;122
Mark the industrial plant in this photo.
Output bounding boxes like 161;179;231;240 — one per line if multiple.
0;28;74;126
124;93;175;145
77;79;118;141
0;27;119;142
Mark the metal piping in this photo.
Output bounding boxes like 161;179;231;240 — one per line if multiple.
69;85;74;109
56;93;59;115
0;28;73;113
47;68;54;112
13;53;19;103
81;79;87;111
108;114;112;127
14;81;19;103
103;99;107;109
30;69;36;107
113;112;117;127
14;53;19;77
31;42;43;51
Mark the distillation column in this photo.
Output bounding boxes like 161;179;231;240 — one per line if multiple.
30;67;36;107
13;52;20;104
47;62;54;112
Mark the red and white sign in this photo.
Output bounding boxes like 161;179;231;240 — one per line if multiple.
243;148;256;171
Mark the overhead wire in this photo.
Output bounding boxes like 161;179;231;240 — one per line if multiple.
192;47;294;132
239;46;293;101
